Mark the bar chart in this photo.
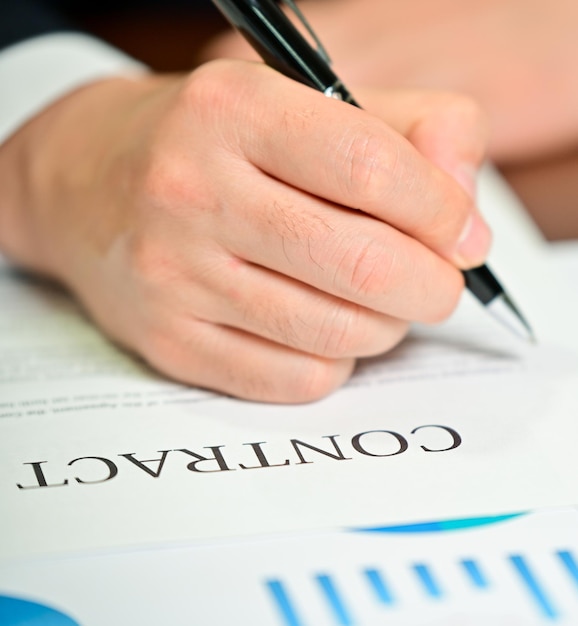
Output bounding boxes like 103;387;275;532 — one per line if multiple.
265;512;578;625
1;508;577;625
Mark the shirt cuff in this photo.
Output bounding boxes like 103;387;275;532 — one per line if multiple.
0;32;148;144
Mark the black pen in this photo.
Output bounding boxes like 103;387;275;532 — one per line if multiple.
211;0;534;341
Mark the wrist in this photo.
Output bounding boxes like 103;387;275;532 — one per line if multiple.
0;74;179;282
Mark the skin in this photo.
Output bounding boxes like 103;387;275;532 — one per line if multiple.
204;0;578;165
0;60;490;402
202;0;578;241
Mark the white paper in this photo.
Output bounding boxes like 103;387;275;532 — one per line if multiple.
1;508;577;625
1;167;578;561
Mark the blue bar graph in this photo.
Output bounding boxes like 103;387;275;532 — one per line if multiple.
266;548;578;626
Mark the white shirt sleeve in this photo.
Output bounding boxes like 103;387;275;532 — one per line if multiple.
0;32;148;145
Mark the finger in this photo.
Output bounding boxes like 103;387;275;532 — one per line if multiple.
356;88;489;197
208;165;464;323
136;315;356;403
197;61;491;268
175;256;410;359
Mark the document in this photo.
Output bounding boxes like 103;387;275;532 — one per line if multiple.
1;507;578;625
1;167;578;561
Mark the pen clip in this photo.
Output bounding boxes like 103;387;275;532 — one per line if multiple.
277;0;332;65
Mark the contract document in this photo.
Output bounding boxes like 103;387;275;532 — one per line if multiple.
1;167;577;563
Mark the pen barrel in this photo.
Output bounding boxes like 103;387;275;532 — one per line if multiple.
463;265;504;305
212;0;353;99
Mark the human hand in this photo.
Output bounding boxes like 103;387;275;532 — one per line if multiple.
204;0;578;164
0;60;490;402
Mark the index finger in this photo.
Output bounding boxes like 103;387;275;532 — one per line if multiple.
212;61;491;269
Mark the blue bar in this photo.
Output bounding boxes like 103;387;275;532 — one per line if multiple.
509;555;559;620
412;563;443;598
354;513;524;534
364;568;395;605
266;580;305;626
461;559;489;589
557;551;578;589
316;574;354;625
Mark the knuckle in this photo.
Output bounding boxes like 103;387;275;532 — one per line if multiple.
126;234;175;288
314;303;366;358
333;235;397;302
140;320;208;388
233;354;346;404
136;147;214;224
235;369;280;402
138;149;207;220
182;60;263;148
287;357;354;403
182;59;240;113
314;305;411;359
139;156;171;209
332;124;393;203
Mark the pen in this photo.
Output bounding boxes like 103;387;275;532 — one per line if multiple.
211;0;535;342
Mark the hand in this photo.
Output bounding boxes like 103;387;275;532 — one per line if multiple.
0;60;490;402
204;0;578;164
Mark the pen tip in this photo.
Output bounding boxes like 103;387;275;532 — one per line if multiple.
486;293;536;343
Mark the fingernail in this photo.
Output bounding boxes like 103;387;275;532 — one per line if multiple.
453;162;478;198
456;212;492;266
